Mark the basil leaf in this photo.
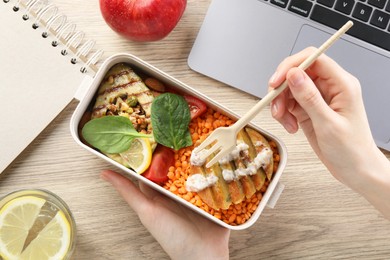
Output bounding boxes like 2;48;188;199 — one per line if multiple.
81;116;151;153
151;93;192;150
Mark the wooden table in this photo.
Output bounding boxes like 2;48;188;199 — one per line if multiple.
2;1;390;259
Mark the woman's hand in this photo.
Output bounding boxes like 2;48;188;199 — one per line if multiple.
101;170;230;260
269;47;376;187
268;47;390;218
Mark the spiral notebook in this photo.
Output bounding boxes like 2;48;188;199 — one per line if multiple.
0;0;103;173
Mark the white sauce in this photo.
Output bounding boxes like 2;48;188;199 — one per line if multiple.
218;143;249;165
220;148;272;183
186;174;218;192
188;142;273;191
222;169;235;182
190;148;209;166
253;147;272;169
254;141;264;147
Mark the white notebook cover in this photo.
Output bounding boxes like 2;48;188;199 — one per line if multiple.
0;1;100;173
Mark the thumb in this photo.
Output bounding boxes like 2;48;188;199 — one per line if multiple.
287;67;331;122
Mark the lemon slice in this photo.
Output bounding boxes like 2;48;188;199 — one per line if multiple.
0;196;72;260
21;211;71;260
0;196;45;259
120;138;152;174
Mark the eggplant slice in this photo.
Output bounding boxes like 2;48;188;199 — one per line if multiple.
189;127;274;210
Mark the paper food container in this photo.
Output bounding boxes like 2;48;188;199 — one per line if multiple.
70;53;287;230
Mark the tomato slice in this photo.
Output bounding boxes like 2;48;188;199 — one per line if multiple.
183;95;207;120
143;145;175;184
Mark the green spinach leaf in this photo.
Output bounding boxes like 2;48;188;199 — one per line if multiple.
151;93;192;150
81;116;151;153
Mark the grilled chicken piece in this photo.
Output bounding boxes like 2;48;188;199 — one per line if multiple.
92;63;154;119
245;128;274;180
89;63;156;168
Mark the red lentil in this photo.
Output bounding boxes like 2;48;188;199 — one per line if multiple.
162;108;280;225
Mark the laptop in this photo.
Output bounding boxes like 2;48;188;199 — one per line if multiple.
188;0;390;151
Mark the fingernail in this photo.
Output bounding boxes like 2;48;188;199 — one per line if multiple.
100;171;111;183
271;102;278;117
285;122;295;133
287;99;295;112
269;71;279;84
288;69;305;87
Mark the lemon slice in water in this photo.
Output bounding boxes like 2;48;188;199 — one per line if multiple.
120;138;152;174
21;211;71;260
0;196;45;259
0;195;72;260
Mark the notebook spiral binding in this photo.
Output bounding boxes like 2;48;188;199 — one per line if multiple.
4;0;104;74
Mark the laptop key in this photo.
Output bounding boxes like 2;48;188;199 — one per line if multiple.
367;0;386;9
270;0;289;8
288;0;313;17
370;9;390;29
352;2;373;22
310;4;390;51
386;1;390;12
317;0;336;7
334;0;355;15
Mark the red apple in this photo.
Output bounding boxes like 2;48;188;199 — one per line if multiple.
99;0;187;42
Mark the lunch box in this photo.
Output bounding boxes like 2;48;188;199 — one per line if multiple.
70;53;287;230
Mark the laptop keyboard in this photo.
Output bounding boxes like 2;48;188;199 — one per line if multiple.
265;0;390;52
